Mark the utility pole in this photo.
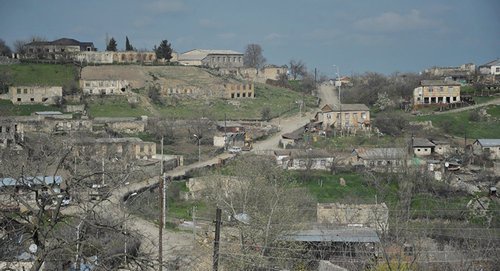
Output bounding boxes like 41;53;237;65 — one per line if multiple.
159;175;164;271
161;137;167;229
192;206;197;245
213;208;222;271
224;113;227;151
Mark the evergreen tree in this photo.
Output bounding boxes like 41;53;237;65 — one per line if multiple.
125;36;134;51
106;37;117;51
155;40;173;61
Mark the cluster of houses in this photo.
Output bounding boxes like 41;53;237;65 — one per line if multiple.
1;37;293;106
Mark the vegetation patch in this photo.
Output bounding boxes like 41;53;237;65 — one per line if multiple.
0;99;61;116
86;96;150;117
0;63;77;86
413;108;500;138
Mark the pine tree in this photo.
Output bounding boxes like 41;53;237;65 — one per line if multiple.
106;37;117;51
125;36;134;51
155;40;173;62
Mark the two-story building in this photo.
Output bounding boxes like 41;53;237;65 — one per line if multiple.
413;80;461;106
178;49;244;68
8;86;62;105
24;38;95;60
479;59;500;76
315;104;370;132
75;137;156;161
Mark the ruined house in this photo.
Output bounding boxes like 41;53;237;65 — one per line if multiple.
317;203;389;232
7;86;62;105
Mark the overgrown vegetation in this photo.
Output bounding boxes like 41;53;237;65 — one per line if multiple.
0;63;77;86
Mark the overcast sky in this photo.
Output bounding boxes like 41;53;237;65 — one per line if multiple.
1;0;499;76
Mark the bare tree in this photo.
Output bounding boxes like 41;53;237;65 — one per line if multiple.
243;44;266;69
0;134;154;270
202;155;316;270
289;60;307;80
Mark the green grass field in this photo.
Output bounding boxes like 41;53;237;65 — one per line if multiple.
86;96;150;117
0;100;61;116
296;172;399;205
0;63;77;86
414;105;500;139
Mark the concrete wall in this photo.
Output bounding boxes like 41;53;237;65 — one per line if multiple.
9;86;62;105
134;142;156;159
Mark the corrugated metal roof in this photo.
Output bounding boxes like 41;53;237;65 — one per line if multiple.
412;138;435;147
282;227;380;243
475;139;500;147
322;104;369;112
354;148;407;160
0;176;63;188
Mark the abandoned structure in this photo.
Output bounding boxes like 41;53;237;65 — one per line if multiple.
81;79;130;95
413;80;461;106
351;148;409;170
317;203;389;232
274;149;336;170
473;139;500;160
75;137;156;160
178;49;244;68
315;104;371;132
7;86;62;105
223;83;254;98
478;58;500;75
73;51;157;64
23;38;95;59
412;138;435;157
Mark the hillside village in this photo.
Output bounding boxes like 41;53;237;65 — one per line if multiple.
0;36;499;271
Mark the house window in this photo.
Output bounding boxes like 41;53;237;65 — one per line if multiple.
30;98;34;102
23;89;28;94
231;93;235;98
0;126;2;133
17;98;21;102
248;92;252;97
361;112;366;119
242;93;246;97
429;87;433;92
440;87;444;92
237;93;240;98
85;82;90;87
17;88;21;94
140;145;145;153
496;67;500;73
417;149;421;152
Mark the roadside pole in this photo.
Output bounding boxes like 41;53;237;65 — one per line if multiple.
213;208;222;271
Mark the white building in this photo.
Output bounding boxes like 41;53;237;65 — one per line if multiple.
80;79;130;95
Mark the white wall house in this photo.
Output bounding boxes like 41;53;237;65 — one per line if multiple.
81;80;130;95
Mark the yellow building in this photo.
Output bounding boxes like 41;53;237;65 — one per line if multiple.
413;80;461;106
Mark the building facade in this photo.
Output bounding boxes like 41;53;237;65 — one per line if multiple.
316;104;371;132
413;80;461;106
479;59;500;75
223;83;254;99
24;38;95;59
8;86;62;105
179;49;244;68
81;79;130;95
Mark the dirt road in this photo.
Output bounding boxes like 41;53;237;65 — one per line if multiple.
431;98;500;115
317;82;340;107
